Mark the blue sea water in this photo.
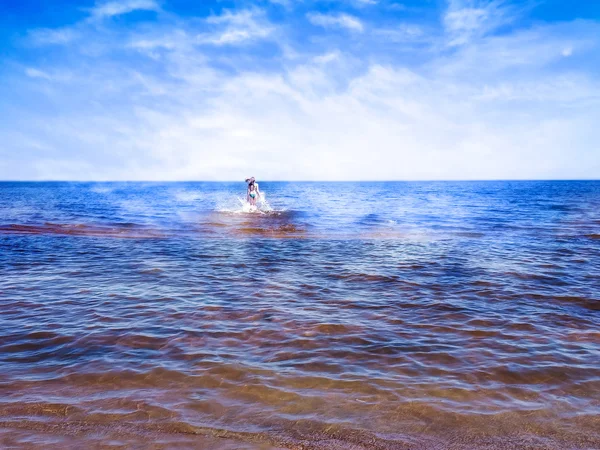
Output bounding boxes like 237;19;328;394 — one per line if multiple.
0;181;599;448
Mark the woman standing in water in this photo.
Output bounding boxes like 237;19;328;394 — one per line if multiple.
245;177;261;206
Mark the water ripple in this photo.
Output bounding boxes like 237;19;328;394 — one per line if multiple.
0;181;599;448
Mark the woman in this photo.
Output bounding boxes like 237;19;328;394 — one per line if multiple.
245;177;260;206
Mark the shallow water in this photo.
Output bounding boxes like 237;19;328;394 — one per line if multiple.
0;181;599;449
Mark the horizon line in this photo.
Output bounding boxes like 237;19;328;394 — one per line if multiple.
0;179;599;183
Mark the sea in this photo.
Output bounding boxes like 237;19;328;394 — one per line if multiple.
0;181;599;449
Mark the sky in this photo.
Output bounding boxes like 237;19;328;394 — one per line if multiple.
0;0;599;181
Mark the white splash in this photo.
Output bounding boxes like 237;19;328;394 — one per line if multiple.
90;186;114;194
173;190;202;202
217;190;278;214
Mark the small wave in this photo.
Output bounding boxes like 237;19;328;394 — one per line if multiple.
217;202;268;215
217;207;287;217
332;273;400;283
139;268;164;275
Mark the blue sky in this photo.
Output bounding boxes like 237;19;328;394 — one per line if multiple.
0;0;599;180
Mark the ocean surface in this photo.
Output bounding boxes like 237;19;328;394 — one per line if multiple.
0;181;599;449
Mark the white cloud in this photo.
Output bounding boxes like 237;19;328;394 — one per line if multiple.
25;68;52;80
444;0;514;46
28;0;161;47
127;29;193;56
307;12;364;33
3;1;600;180
435;23;597;77
198;9;274;45
375;24;429;43
10;47;599;180
561;47;573;57
267;0;292;7
89;0;160;19
313;51;341;64
29;28;79;45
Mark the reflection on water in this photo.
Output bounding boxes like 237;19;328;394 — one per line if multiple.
0;181;599;448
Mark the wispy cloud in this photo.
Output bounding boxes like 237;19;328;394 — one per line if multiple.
28;28;79;46
354;0;378;6
25;68;52;80
444;0;515;46
436;21;599;77
266;0;293;8
198;9;274;45
89;0;161;19
2;0;600;180
374;24;430;43
307;12;364;33
28;0;161;47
